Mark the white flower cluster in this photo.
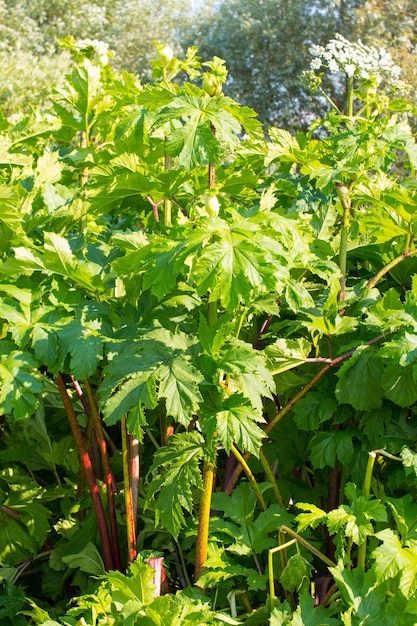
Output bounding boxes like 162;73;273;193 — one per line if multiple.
73;39;113;65
310;34;401;80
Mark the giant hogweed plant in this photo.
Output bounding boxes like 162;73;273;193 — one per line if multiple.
0;35;417;624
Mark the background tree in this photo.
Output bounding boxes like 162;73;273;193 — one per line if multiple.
181;0;366;129
354;0;417;89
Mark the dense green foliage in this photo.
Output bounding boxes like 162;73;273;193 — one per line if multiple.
1;35;417;626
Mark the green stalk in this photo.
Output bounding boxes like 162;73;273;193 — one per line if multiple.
164;143;172;226
335;182;352;303
79;124;89;237
268;539;297;612
129;434;140;534
230;444;266;511
194;459;215;582
357;449;401;570
56;373;114;571
122;414;137;565
347;75;354;117
279;526;335;568
207;300;218;326
259;449;285;507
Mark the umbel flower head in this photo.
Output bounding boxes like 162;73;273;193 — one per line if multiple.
67;38;114;65
309;34;401;81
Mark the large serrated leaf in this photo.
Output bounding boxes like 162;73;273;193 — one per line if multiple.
146;432;204;538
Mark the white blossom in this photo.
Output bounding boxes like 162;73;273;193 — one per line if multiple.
309;34;401;81
310;58;322;70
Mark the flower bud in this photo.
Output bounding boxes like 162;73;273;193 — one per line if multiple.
205;194;220;217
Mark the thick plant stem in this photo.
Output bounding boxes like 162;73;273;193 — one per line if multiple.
208;122;216;190
56;373;114;571
194;459;215;583
357;450;376;570
129;435;140;529
122;414;137;565
207;300;218;326
84;379;122;572
230;444;266;511
164;144;172;226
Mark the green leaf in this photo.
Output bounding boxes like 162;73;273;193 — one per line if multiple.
385;495;417;541
266;338;312;375
327;502;384;545
0;351;42;420
285;279;315;313
101;334;203;428
107;560;156;607
381;363;417;408
309;430;355;469
296;503;327;533
379;332;417;367
62;542;105;576
135;589;225;626
204;394;266;457
269;602;292;626
280;554;310;592
156;353;204;427
0;509;38;564
191;218;289;310
330;563;388;624
216;338;275;411
335;347;384;411
211;483;257;525
290;593;340;626
293;392;337;431
146;432;204;538
372;528;417;597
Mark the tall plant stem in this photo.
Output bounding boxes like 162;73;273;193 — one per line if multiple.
230;444;266;511
207;300;218;326
129;434;140;533
56;373;114;571
164;143;172;226
79;128;89;237
84;379;122;572
347;75;354;117
335;182;352;302
122;414;137;565
194;459;215;582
